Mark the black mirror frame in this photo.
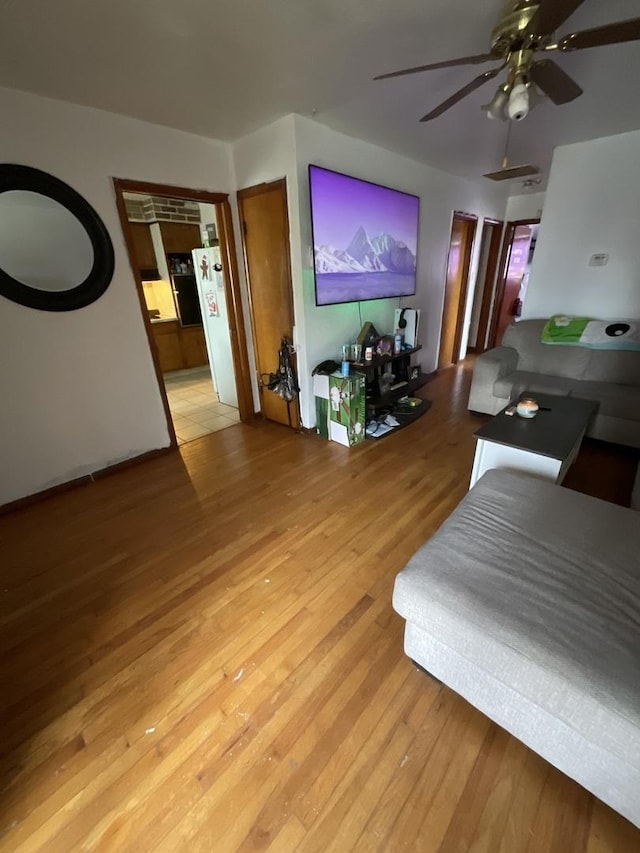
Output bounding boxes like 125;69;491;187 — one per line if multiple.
0;164;115;311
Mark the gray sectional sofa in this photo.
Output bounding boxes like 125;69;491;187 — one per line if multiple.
468;319;640;448
393;469;640;828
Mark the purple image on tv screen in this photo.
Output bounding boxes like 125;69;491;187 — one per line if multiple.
309;165;420;306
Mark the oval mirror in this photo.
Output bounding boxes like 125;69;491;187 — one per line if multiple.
0;165;114;311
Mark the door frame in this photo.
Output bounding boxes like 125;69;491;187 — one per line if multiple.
487;217;539;350
112;178;255;447
471;217;504;354
237;178;299;428
439;211;478;368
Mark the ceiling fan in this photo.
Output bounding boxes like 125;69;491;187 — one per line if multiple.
374;0;640;123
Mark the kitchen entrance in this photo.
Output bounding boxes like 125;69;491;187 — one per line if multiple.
114;180;253;446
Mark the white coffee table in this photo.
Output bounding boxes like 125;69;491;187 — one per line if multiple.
470;393;597;489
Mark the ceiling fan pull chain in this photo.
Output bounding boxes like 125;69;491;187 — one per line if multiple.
502;120;512;170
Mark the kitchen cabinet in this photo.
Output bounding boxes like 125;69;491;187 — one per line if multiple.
151;320;208;373
129;223;157;271
181;326;208;368
151;320;182;373
159;222;202;255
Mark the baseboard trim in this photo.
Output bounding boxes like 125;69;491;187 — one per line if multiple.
0;446;174;516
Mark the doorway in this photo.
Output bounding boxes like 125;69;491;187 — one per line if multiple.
467;218;504;354
488;218;540;349
113;179;254;446
438;212;477;368
238;179;300;429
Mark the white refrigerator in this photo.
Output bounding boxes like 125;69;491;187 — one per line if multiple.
192;247;238;409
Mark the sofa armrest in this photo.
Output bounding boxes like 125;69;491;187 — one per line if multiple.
468;346;519;415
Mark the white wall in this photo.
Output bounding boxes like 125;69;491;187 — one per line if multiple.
198;202;217;245
233;115;297;190
292;115;508;426
149;222;171;282
0;89;509;503
467;229;493;348
0;86;236;506
523;129;640;320
505;191;545;223
233;115;508;428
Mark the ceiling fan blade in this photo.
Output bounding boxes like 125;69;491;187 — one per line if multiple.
529;59;583;104
484;165;539;182
525;0;586;37
374;53;496;81
558;18;640;52
420;65;504;122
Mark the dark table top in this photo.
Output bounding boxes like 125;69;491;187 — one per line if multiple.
474;393;598;461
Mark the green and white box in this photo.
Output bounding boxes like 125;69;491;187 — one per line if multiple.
328;372;366;447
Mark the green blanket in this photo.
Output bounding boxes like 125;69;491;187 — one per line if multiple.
541;315;640;350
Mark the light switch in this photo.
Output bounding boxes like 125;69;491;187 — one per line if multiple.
589;253;609;267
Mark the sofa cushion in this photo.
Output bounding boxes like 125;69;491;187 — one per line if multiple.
572;381;640;421
503;320;592;379
494;370;575;399
584;350;640;386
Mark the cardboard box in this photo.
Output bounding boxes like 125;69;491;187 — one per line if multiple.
312;374;330;399
328;372;366;447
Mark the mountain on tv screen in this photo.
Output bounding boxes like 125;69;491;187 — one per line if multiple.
309;165;420;306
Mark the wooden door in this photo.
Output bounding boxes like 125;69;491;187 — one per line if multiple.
488;219;538;349
473;219;504;353
238;180;299;428
438;213;477;368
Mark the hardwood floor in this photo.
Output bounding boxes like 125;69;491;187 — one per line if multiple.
1;361;638;852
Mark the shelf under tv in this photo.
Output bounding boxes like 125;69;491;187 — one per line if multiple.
367;372;428;410
365;397;432;441
352;344;422;373
354;344;431;441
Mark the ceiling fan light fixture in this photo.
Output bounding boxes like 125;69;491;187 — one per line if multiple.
507;80;530;121
373;1;640;129
485;83;511;119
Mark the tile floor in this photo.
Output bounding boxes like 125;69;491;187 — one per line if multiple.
164;367;240;445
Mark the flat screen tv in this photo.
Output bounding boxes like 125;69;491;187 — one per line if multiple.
309;165;420;307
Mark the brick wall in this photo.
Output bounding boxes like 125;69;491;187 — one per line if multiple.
125;196;201;224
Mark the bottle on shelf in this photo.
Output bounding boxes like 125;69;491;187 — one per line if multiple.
394;330;403;355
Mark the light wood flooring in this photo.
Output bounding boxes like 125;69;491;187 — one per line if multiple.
1;361;639;852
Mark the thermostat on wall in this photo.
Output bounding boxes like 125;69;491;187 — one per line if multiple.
589;253;609;267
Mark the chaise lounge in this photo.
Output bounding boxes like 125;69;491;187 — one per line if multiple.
392;468;640;828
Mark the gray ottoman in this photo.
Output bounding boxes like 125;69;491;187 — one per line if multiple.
393;469;640;828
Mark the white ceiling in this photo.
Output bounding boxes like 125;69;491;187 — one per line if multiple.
1;0;640;186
